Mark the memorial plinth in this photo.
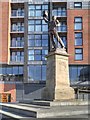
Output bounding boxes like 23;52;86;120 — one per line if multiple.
42;48;75;101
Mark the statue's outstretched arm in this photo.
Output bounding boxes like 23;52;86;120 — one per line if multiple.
43;11;49;24
43;17;49;24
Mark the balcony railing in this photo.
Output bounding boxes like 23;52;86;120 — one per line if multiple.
11;37;24;47
11;10;24;17
10;56;24;62
10;43;24;48
52;10;67;17
57;26;67;32
11;24;24;32
11;0;24;3
0;74;23;82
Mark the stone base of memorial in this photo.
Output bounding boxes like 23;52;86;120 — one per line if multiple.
42;48;75;101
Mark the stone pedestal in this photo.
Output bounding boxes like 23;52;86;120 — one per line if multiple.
42;48;75;101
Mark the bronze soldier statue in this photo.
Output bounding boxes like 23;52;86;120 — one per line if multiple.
43;11;65;50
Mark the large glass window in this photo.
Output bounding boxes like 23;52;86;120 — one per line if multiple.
13;67;18;75
28;4;48;81
6;67;12;74
28;20;48;32
0;66;23;81
60;36;67;48
28;49;48;61
42;65;46;80
19;66;23;75
52;7;67;16
69;66;78;82
75;48;83;60
28;4;48;17
28;65;41;81
74;17;82;30
0;68;2;74
75;32;82;46
28;34;48;47
2;68;6;74
28;65;46;81
57;22;67;32
69;65;90;83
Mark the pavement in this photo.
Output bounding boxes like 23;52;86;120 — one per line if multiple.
0;100;90;119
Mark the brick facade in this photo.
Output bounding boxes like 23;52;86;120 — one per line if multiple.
0;2;9;64
0;83;16;102
88;9;90;64
67;9;89;65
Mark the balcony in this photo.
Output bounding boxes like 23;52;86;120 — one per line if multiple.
10;44;24;48
11;0;24;3
10;37;24;48
52;10;67;17
11;23;24;33
10;57;24;62
0;74;23;82
11;9;24;18
57;25;67;32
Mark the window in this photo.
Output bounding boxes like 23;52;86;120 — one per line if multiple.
28;65;41;81
42;5;48;10
69;66;78;82
28;34;48;47
0;67;2;74
28;49;48;61
28;4;48;17
42;40;48;47
11;22;24;32
42;35;48;47
75;32;82;46
28;20;48;32
57;22;67;32
13;67;18;75
11;37;16;47
74;2;82;8
11;9;24;16
69;65;90;83
42;65;46;80
2;68;6;74
19;66;23;75
28;65;46;81
10;51;24;62
75;48;83;60
0;66;23;81
60;36;67;47
28;50;34;60
52;7;67;16
74;17;82;30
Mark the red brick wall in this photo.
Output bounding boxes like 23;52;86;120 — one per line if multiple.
0;2;9;63
88;9;90;64
0;83;16;102
67;9;89;65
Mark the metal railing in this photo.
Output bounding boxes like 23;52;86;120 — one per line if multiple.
0;74;23;82
11;26;24;32
11;0;24;3
57;26;67;32
52;10;67;17
11;10;24;17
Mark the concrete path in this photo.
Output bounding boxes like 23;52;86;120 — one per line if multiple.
0;100;89;119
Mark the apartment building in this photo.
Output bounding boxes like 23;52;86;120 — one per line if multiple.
0;0;90;102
